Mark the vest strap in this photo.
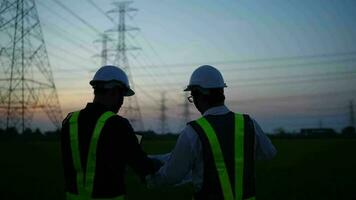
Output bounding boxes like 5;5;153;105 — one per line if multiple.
85;111;116;192
235;113;244;200
66;192;125;200
69;111;116;199
69;111;85;194
195;113;252;200
196;117;234;200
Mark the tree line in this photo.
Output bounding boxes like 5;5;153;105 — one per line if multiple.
0;126;355;141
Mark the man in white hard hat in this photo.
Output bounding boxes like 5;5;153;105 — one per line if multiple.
61;65;161;200
147;65;277;200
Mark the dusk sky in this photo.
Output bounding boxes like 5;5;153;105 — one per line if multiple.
19;0;356;133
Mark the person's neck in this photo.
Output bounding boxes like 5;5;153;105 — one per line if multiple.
200;103;224;114
93;98;112;111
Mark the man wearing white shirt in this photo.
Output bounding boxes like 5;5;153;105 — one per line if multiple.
147;65;276;200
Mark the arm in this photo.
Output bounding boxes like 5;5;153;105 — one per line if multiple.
252;119;277;160
122;120;161;177
107;117;161;180
147;125;198;187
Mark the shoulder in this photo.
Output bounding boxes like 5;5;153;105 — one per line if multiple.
108;114;129;124
105;114;134;131
178;122;201;146
244;115;265;136
98;114;135;146
181;123;198;138
232;112;264;134
186;120;201;136
235;112;258;128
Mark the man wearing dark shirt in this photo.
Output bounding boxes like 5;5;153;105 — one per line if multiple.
61;65;160;200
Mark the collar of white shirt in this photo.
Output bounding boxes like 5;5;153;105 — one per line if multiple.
202;105;231;116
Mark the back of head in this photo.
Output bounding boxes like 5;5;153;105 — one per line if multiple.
184;65;227;92
90;65;135;97
185;65;227;111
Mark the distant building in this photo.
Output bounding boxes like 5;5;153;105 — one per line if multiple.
300;128;336;136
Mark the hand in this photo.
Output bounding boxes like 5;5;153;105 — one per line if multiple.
151;158;163;173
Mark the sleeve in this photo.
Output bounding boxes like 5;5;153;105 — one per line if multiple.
60;113;74;192
102;116;160;182
252;118;277;160
146;125;199;187
118;118;160;177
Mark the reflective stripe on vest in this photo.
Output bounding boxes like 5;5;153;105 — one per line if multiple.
196;117;234;200
196;113;256;200
68;111;124;200
66;192;125;200
235;114;244;200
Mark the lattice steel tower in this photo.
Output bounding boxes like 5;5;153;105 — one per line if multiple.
0;0;62;132
160;92;168;134
107;1;143;130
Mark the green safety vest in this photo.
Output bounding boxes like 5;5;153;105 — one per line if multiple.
67;111;125;200
195;113;256;200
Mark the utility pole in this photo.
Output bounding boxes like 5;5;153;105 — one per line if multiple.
350;100;355;127
0;0;62;132
160;92;168;134
106;1;143;130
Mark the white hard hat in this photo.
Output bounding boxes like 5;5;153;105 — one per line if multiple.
184;65;227;91
90;65;135;96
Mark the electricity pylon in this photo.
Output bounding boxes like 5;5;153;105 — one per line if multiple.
0;0;62;132
106;1;143;130
160;92;168;134
94;33;113;65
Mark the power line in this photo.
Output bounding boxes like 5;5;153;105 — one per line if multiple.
128;50;356;70
129;56;180;105
47;51;93;72
86;0;115;23
51;0;101;34
229;70;356;83
131;57;356;78
139;70;356;87
45;40;95;66
227;90;356;105
132;53;182;104
37;1;97;38
48;53;356;74
230;74;356;88
134;84;160;103
42;22;96;52
43;24;97;54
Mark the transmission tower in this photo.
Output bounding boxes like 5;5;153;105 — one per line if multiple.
0;0;62;133
160;92;168;134
94;33;113;65
106;1;143;130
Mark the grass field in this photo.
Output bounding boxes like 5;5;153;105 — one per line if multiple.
0;138;355;200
